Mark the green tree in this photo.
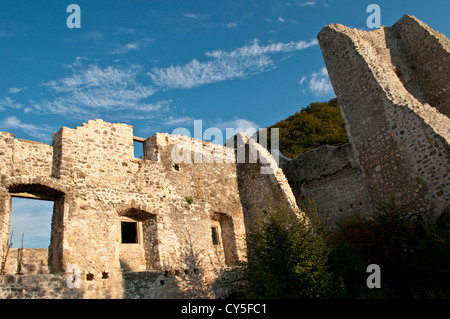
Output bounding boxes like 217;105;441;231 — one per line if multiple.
262;98;348;159
240;203;336;298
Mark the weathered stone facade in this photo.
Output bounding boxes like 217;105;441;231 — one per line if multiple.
282;15;449;226
0;119;298;298
282;144;372;228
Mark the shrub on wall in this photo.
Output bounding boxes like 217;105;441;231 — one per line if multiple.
326;204;450;298
239;203;339;299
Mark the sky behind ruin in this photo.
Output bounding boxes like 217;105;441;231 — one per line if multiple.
1;0;449;247
1;0;448;144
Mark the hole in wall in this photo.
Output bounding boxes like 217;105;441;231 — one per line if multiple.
9;197;54;248
211;212;238;267
133;139;144;159
211;227;219;246
86;273;94;281
102;272;109;279
121;221;138;244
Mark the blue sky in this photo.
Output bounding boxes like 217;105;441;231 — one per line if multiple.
1;1;449;247
9;197;53;248
1;0;448;144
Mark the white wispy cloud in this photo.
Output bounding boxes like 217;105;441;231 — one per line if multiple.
26;98;96;120
111;38;153;55
299;67;334;96
8;87;27;94
211;117;260;140
82;31;103;40
0;116;54;140
42;64;155;108
148;55;272;90
0;97;23;110
184;13;209;19
164;116;196;127
11;57;188;125
206;38;317;59
112;100;173;121
286;1;317;7
25;60;167;121
299;76;307;85
309;67;333;95
225;21;239;28
113;27;138;35
148;38;318;89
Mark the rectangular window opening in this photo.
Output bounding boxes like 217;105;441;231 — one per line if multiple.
211;227;219;246
133;138;145;159
10;197;54;249
121;221;138;244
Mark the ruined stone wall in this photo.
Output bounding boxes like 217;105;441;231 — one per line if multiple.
0;119;299;298
3;249;49;275
49;119;248;297
392;15;450;117
12;139;53;178
235;134;303;227
317;15;450;216
0;132;14;177
0;273;83;299
282;144;373;227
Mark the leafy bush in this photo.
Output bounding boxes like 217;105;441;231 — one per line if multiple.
239;204;339;299
326;204;450;298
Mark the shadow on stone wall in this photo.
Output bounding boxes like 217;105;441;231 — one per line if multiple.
121;231;242;299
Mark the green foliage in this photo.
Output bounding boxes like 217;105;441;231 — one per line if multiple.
326;204;450;298
240;199;450;299
185;197;194;205
262;98;348;159
240;204;338;299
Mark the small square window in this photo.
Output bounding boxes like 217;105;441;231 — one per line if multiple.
133;139;144;159
211;227;219;246
121;221;138;244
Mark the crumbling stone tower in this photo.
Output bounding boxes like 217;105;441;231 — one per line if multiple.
318;15;450;215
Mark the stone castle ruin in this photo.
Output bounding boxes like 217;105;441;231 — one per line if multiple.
0;15;448;298
282;15;449;227
0;119;298;298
